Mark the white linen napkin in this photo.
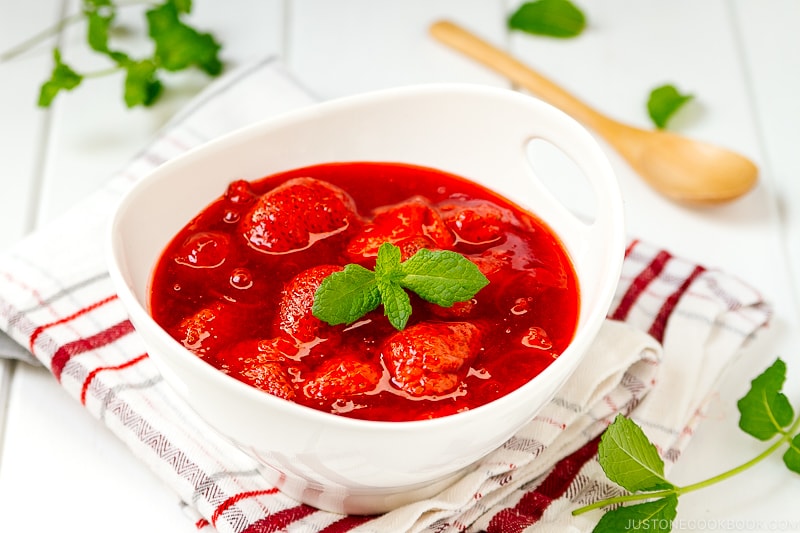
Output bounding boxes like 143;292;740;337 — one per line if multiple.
0;58;771;532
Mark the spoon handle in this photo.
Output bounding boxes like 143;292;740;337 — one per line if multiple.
429;20;619;136
430;20;759;204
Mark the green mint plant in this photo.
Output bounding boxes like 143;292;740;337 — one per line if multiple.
4;0;223;108
312;242;489;331
572;358;800;533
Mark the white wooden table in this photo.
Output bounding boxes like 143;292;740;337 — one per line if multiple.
1;1;799;531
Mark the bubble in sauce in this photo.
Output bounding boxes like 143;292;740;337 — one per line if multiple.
511;297;531;315
223;210;240;223
522;326;553;350
175;232;229;269
229;268;253;290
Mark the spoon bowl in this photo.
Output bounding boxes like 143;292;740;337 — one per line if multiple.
430;20;758;204
595;117;759;203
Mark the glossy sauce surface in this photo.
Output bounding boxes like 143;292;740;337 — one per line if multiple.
149;162;580;421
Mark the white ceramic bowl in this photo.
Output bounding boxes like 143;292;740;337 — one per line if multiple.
107;84;624;515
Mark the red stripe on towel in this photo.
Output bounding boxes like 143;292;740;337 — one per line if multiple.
648;265;706;343
211;489;279;527
241;504;318;533
80;353;149;405
51;319;135;381
486;435;601;532
29;294;119;354
610;250;672;321
624;239;639;257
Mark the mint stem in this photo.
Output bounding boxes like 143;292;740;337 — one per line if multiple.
677;419;798;494
572;412;800;516
83;66;125;78
572;488;677;515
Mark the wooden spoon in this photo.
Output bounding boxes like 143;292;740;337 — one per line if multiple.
430;20;758;204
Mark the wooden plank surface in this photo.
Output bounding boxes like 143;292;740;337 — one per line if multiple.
1;1;798;530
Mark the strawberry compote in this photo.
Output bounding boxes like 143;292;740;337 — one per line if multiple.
149;162;580;421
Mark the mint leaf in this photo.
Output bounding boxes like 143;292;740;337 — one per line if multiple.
374;243;413;329
647;84;693;130
737;358;794;440
508;0;586;39
86;7;115;53
312;264;380;326
783;434;800;474
146;2;222;75
399;249;489;307
123;59;163;107
38;49;83;107
593;495;678;533
598;415;674;492
378;278;412;330
375;242;403;277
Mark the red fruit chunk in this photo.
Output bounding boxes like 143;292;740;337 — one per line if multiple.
241;177;359;254
346;197;454;260
176;300;240;357
277;264;343;342
429;298;478;319
219;338;299;400
242;363;295;400
497;267;570;316
395;235;437;261
302;355;382;401
469;248;513;280
439;199;516;245
174;231;230;269
224;179;257;205
382;321;482;397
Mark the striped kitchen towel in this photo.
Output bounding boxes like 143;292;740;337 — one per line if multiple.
0;58;771;532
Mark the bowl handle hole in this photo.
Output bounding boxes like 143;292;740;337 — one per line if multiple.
525;138;598;225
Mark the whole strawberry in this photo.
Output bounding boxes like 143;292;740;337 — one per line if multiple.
241;177;359;254
346;197;454;261
302;354;382;402
176;300;242;358
277;264;344;342
217;338;299;400
382;321;482;397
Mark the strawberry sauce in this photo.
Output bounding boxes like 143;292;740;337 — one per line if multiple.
149;162;580;421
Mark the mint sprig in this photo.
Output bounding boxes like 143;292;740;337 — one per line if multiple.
573;358;800;532
11;0;223;108
312;243;489;331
